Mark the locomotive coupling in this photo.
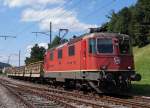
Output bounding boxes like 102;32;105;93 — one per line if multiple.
130;73;141;81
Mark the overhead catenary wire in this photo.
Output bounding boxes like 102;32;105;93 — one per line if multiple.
35;0;116;36
12;0;71;34
16;0;115;38
47;0;116;39
38;0;115;37
16;0;80;36
10;0;76;52
67;0;116;33
22;0;83;43
7;0;115;42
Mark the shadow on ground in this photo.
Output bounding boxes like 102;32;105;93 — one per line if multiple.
131;84;150;96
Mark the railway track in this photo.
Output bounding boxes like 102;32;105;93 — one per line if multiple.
0;84;62;108
0;101;7;108
0;80;62;108
18;93;61;108
0;82;35;108
0;77;124;108
16;82;150;108
0;81;113;108
0;77;150;108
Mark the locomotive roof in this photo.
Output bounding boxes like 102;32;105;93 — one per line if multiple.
48;32;129;51
84;32;129;38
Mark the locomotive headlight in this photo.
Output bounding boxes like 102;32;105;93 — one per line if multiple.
128;66;132;70
119;75;122;80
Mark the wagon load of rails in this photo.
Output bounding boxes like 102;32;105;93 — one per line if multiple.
5;61;44;78
5;32;141;94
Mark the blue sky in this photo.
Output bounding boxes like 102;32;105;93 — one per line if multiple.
0;0;137;66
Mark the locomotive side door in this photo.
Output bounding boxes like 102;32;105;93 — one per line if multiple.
81;40;87;70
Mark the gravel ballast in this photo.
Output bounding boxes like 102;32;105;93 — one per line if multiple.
0;84;26;108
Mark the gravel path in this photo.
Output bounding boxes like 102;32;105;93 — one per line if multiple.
0;84;26;108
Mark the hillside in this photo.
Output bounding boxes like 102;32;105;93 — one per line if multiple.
0;62;11;69
133;44;150;95
134;44;150;84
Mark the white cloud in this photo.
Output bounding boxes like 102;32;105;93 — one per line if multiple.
3;0;64;8
2;0;97;32
22;8;97;32
26;45;33;57
38;43;48;49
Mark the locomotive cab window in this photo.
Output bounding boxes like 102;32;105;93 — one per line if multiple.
68;45;75;56
89;38;96;54
58;49;62;59
119;39;131;54
50;52;53;61
97;38;113;53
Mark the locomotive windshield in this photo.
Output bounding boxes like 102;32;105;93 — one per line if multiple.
119;39;131;54
97;38;113;53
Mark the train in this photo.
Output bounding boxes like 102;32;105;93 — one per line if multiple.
5;32;141;93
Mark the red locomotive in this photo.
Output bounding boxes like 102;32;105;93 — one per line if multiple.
6;32;141;93
43;32;141;92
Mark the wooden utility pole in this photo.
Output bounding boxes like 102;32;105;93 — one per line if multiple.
19;50;21;67
7;55;11;64
50;22;52;44
32;21;52;44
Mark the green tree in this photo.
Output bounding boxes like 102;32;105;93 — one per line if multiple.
25;44;46;65
135;0;150;47
104;0;150;47
48;36;68;49
48;36;61;49
107;7;132;34
107;11;118;32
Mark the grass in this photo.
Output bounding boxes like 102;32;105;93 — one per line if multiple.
132;44;150;96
